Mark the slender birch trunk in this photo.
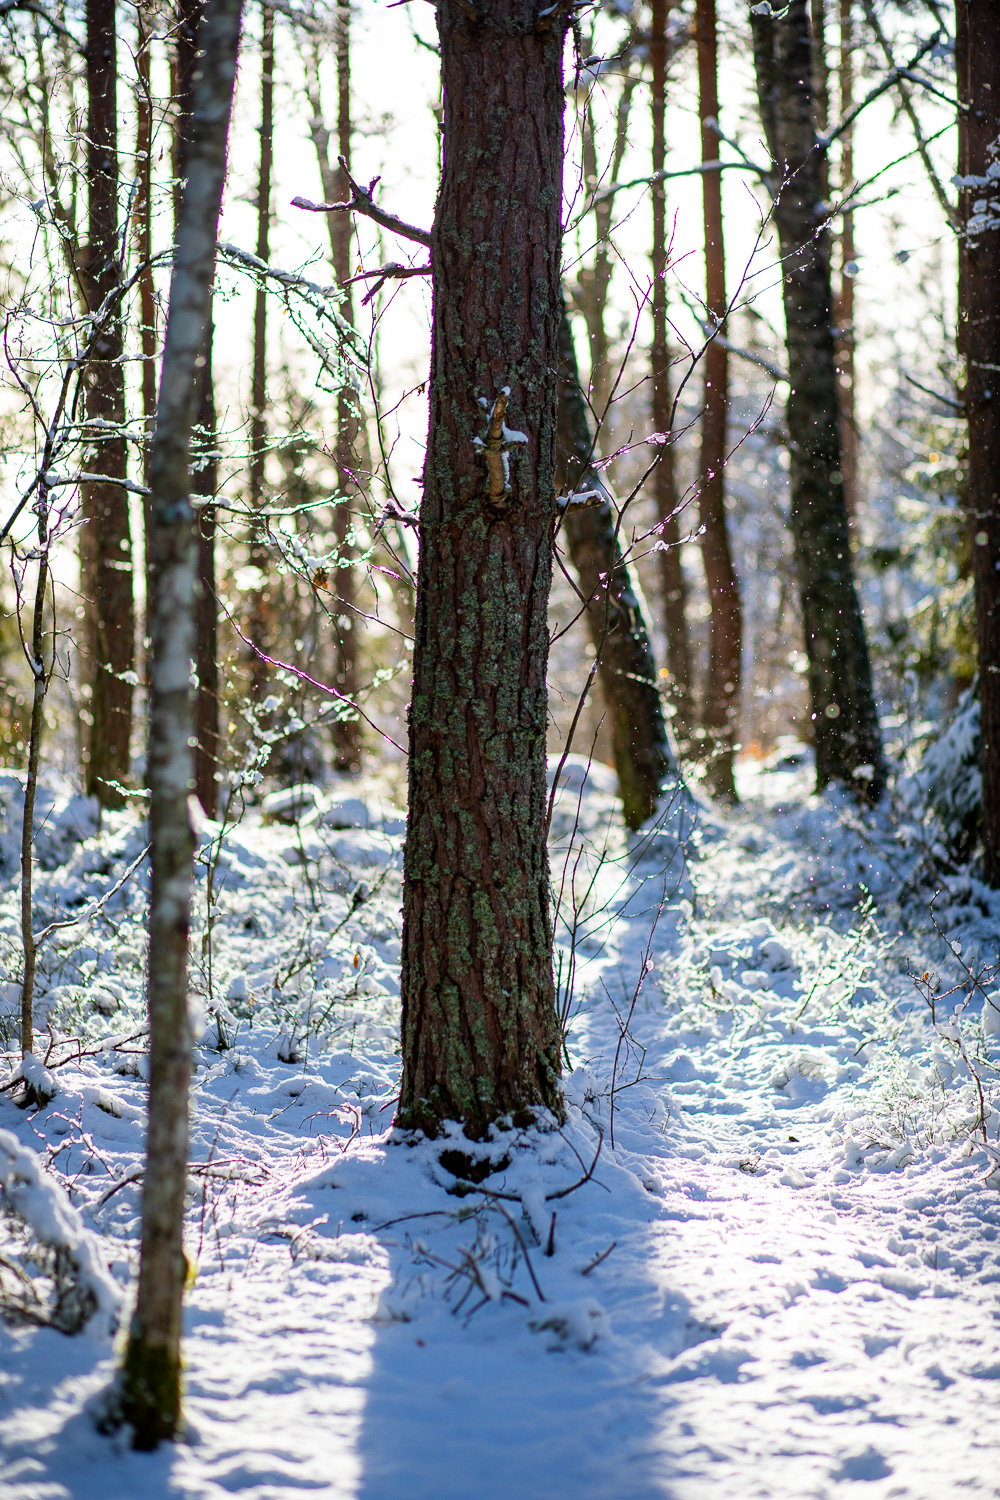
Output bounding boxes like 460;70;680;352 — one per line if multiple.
117;0;243;1447
750;0;884;801
956;0;1000;883
650;0;693;746
19;485;51;1059
247;2;274;705
695;0;741;802
174;0;221;812
192;329;220;814
82;0;135;806
397;0;567;1138
556;306;679;828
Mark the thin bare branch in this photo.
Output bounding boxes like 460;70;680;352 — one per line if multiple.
0;0;82;51
343;260;431;305
861;0;959;229
292;159;431;248
818;30;943;150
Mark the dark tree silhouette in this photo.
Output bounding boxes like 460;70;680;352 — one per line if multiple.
556;304;679;829
751;0;884;800
956;0;1000;882
695;0;741;801
650;0;693;745
81;0;135;806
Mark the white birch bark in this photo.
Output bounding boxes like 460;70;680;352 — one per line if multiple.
117;0;244;1449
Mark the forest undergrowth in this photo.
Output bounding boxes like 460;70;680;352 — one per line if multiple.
1;755;1000;1498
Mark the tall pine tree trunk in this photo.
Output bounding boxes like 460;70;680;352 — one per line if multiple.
397;0;567;1139
175;0;220;812
750;0;884;801
329;0;361;770
118;0;243;1448
556;305;679;829
650;0;693;745
82;0;135;807
247;3;273;705
956;0;1000;884
695;0;741;802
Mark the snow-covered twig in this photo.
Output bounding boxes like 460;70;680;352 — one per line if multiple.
32;841;151;947
0;1128;120;1334
817;31;944;151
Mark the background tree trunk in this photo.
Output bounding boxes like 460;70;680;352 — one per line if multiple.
956;0;1000;884
192;333;220;813
306;33;390;743
134;4;157;553
175;0;220;812
82;0;135;807
650;0;693;747
556;305;679;830
19;487;52;1058
809;0;829;155
576;74;637;428
835;0;859;522
751;0;884;801
119;0;243;1448
247;2;273;705
696;0;741;802
329;0;361;771
397;0;567;1140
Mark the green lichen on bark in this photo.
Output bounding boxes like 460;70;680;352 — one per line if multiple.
117;1335;183;1449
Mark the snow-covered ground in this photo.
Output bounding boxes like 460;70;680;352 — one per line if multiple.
2;755;1000;1499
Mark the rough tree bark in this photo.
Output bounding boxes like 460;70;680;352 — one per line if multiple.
82;0;135;807
750;0;884;800
695;0;741;802
956;0;1000;884
650;0;693;746
556;305;679;829
174;0;221;812
118;0;243;1448
247;3;274;706
397;0;568;1139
